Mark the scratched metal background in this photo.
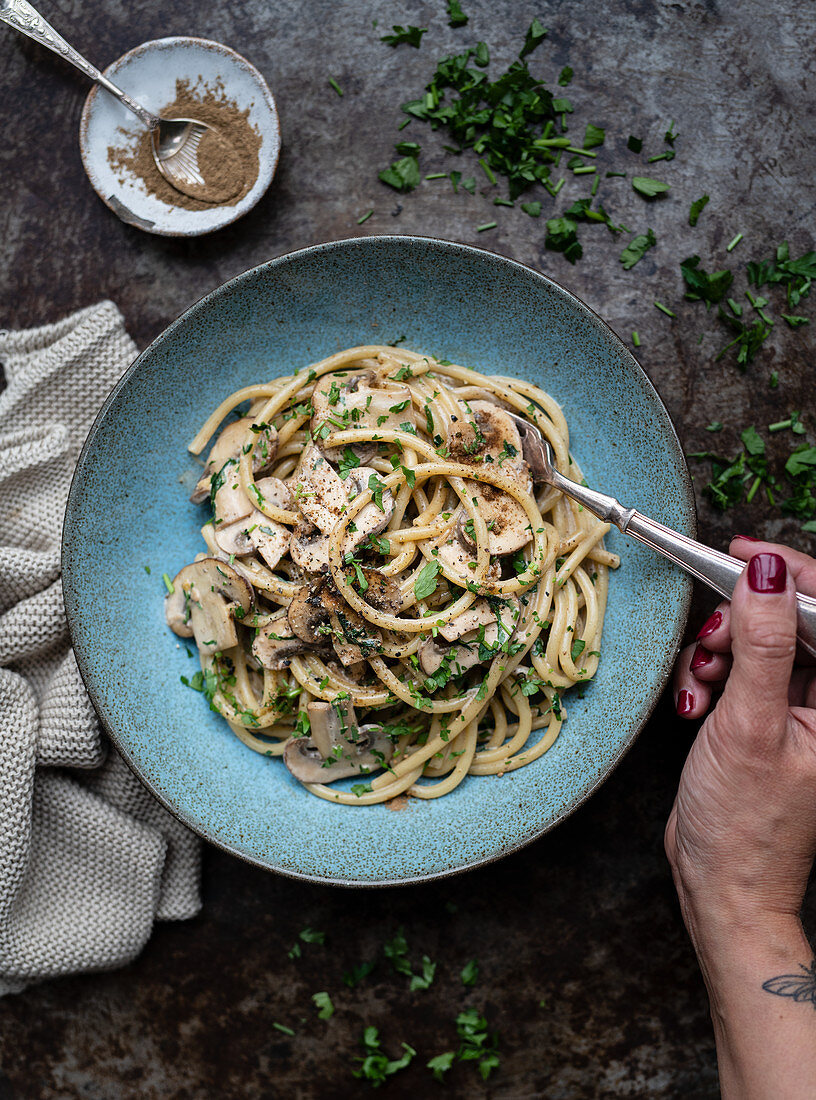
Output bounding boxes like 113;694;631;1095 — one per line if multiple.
1;1;815;1097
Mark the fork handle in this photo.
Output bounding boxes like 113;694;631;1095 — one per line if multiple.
545;467;816;658
0;0;158;127
626;512;816;658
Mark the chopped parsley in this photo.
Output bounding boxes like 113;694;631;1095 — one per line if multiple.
343;960;377;988
427;1051;456;1082
631;176;670;199
379;155;420;192
414;559;441;601
367;474;386;511
460;959;479;986
446;0;468;27
353;1028;416;1087
620;228;656;270
381;24;426;48
455;1008;500;1080
680;255;733;305
338;446;361;479
688;194;709;226
312;991;335;1020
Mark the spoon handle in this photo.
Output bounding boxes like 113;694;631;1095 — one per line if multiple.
547;467;816;659
0;0;158;127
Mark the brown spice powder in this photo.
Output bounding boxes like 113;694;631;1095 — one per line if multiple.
107;78;261;211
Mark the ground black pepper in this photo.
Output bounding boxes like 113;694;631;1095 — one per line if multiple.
108;78;261;210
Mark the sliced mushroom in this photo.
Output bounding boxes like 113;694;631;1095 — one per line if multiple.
252;476;293;510
418;596;520;675
295;443;351;533
212;465;253;527
307;697;358;757
287;583;331;643
289;522;331;573
190;418;278;503
360;568;403;616
438;598;498;642
214;508;290;571
418;619;499;676
164;559;253;652
252;609;324;670
446;400;533;556
322;583;383;666
345;466;395;550
294;445;394;550
422;521;475;585
283;700;395;783
310;371;415;463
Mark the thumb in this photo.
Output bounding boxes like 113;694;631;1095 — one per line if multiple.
719;552;796;741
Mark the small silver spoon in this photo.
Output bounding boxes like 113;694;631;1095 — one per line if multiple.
511;416;816;658
1;0;243;204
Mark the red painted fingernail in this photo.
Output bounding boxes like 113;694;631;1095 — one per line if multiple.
697;610;722;640
690;644;714;672
747;552;787;594
732;534;760;542
676;689;694;716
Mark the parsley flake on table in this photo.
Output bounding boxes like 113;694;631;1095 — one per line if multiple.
312;991;335;1020
353;1027;416;1087
620;228;656;270
427;1051;456;1081
456;1008;501;1081
299;927;326;945
680;255;733;306
715;312;771;369
378;155;420;192
410;956;437;991
583;123;605;148
688;194;709;226
632;176;670;198
343;960;377;988
381;25;426;48
747;241;816;307
446;0;468;27
519;18;548;60
461;959;480;986
558;65;573;85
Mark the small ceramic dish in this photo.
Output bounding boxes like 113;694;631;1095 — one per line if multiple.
63;236;695;886
79;37;280;237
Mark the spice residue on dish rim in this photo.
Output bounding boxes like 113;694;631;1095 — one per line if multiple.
107;77;261;211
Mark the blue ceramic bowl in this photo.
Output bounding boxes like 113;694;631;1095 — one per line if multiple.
63;236;694;886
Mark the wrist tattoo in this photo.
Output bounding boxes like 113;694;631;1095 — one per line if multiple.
762;959;816;1008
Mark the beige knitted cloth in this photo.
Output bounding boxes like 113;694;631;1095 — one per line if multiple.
0;302;201;996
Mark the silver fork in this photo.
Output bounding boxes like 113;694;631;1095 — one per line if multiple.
512;418;816;658
0;0;242;203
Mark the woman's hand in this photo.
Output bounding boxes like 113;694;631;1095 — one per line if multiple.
667;538;816;924
666;537;816;1099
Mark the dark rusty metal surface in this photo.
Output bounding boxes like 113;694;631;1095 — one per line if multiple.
1;0;814;1096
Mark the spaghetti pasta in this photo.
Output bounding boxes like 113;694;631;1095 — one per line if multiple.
165;346;619;805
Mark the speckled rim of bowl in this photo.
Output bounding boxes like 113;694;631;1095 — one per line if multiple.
78;36;280;238
63;235;696;887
